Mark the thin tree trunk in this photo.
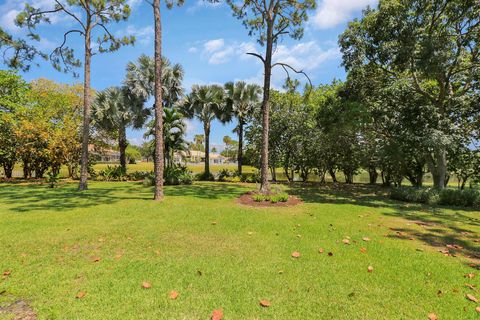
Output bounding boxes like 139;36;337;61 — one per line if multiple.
237;119;243;175
3;162;14;179
259;20;273;193
78;18;92;191
204;123;210;176
153;0;165;201
118;125;127;170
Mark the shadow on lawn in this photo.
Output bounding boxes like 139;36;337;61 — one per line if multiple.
0;181;249;213
288;182;480;269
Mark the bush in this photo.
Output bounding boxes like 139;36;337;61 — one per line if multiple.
390;187;438;204
271;193;289;203
252;194;268;202
438;189;480;208
143;166;193;186
240;171;260;183
128;171;150;181
217;169;232;182
195;171;215;181
46;171;60;188
97;165;127;181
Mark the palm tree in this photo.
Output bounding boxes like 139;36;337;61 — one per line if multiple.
224;81;261;174
124;54;184;199
92;86;148;170
179;84;229;176
145;107;188;169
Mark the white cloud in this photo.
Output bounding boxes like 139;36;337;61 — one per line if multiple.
188;46;198;53
187;0;222;14
312;0;377;29
204;39;225;53
119;25;154;45
273;41;340;71
201;39;258;65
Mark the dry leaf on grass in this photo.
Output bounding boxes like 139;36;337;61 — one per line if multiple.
259;299;271;307
169;291;179;300
142;282;151;289
427;313;438;320
465;273;476;279
211;309;223;320
291;251;301;258
3;270;11;276
362;237;371;242
360;248;367;254
367;266;374;273
318;248;324;254
466;294;478;302
328;252;333;256
465;284;477;291
342;239;350;245
475;306;480;313
92;257;101;262
75;291;86;299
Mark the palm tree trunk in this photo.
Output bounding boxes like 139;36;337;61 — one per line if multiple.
204;123;210;176
237;119;243;175
259;20;273;194
78;19;92;191
118;125;127;170
153;0;165;201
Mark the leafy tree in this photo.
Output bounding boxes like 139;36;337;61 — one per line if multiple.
124;53;184;198
191;134;205;152
125;145;142;164
339;0;480;188
179;85;228;176
16;0;135;190
224;81;261;174
221;135;238;159
92;86;148;170
227;0;315;192
0;71;30;178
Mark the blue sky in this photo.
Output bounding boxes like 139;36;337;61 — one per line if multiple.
0;0;377;150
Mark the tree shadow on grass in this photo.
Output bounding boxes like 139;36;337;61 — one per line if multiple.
287;182;480;269
0;181;251;213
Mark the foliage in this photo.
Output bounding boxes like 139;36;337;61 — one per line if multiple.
390;187;438;204
46;171;60;188
96;165;128;182
143;165;193;186
195;171;216;182
438;189;480;208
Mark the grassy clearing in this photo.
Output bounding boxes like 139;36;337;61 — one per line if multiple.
0;182;478;319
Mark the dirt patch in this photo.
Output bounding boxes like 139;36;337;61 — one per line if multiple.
0;300;37;320
238;192;303;207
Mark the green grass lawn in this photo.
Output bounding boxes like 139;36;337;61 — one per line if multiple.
0;181;478;319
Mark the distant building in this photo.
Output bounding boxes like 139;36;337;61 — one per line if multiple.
88;145;120;163
173;150;230;164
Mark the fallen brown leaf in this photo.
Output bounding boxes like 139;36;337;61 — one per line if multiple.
476;306;480;313
211;309;223;320
169;290;179;300
367;266;374;273
76;291;86;299
259;299;271;307
92;257;101;262
362;237;371;242
437;290;443;296
328;252;333;256
342;239;350;245
318;248;324;254
427;313;438;320
465;284;477;291
465;273;476;279
3;270;11;276
291;251;301;258
211;221;217;225
360;247;367;254
142;282;151;289
466;293;478;303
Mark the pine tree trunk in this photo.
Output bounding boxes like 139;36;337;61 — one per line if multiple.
259;20;273;193
153;0;165;201
78;20;92;191
204;123;210;176
237;119;243;175
119;125;127;170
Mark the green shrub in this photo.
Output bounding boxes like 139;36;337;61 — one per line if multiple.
97;165;127;181
438;189;480;208
217;169;232;182
271;193;289;203
128;171;150;181
390;187;438;204
143;166;193;186
46;171;60;188
252;194;268;202
195;171;215;181
240;171;260;183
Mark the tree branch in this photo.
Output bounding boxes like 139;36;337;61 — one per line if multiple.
246;52;265;64
271;61;313;89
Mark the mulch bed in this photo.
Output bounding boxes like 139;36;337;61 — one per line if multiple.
237;191;303;207
0;300;37;320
